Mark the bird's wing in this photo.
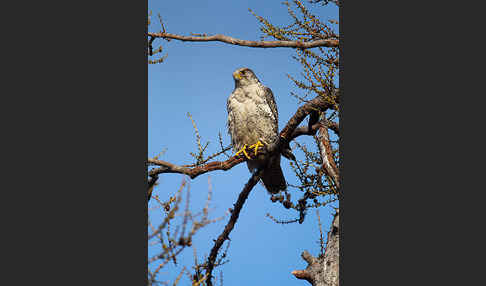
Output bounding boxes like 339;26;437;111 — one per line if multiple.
263;86;296;161
226;92;235;146
263;86;278;130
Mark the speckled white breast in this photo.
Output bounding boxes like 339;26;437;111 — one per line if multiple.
227;83;278;152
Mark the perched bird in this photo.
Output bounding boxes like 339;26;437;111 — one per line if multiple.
227;67;295;194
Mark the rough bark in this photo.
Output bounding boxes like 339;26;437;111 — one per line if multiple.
292;209;339;286
148;32;338;49
317;122;340;189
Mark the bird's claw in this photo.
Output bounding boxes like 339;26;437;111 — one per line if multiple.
249;140;264;156
234;141;265;160
235;144;251;160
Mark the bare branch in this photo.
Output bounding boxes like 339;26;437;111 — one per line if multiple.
148;36;155;56
148;175;158;201
290;120;338;139
301;250;318;265
316;209;325;256
290;122;321;139
278;94;336;150
205;168;264;286
148;179;225;285
148;32;338;49
317;119;340;189
327;120;339;136
147;92;337;197
148;155;246;179
309;0;341;7
291;270;313;283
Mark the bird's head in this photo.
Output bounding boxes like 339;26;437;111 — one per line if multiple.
233;67;260;87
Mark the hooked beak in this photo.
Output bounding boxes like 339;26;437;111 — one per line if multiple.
233;71;242;80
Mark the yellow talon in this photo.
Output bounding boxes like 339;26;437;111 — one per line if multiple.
235;144;251;160
249;140;264;156
242;146;250;159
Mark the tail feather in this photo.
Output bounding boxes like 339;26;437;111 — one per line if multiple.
261;156;286;194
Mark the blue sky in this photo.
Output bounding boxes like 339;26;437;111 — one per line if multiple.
148;1;338;285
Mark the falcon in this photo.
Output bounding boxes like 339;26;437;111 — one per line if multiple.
227;67;295;194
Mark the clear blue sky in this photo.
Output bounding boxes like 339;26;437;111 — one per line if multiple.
148;1;338;285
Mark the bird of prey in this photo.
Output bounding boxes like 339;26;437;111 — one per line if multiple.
227;67;295;194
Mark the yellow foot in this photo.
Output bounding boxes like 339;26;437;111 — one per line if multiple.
249;140;265;156
234;144;251;160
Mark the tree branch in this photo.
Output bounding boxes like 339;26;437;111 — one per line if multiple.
148;154;246;179
148;32;338;49
317;119;340;189
292;270;313;283
147;92;337;198
327;121;339;136
205;169;264;286
290;122;322;139
148;174;158;201
302;250;318;265
277;94;335;152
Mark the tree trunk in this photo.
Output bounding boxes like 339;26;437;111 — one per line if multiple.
292;209;339;286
